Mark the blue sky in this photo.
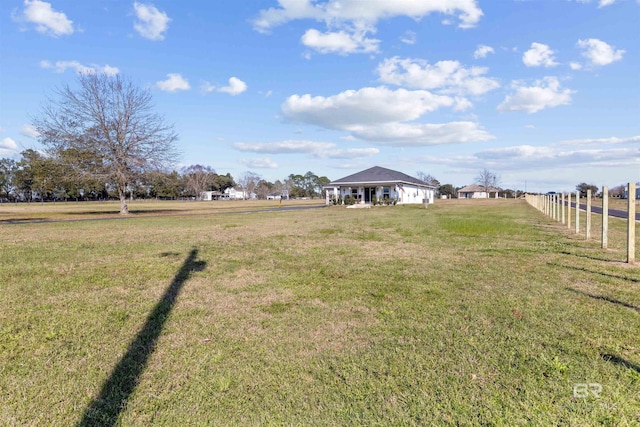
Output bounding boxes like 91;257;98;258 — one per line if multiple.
0;0;638;192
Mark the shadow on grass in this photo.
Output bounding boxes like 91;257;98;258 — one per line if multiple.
548;262;640;283
560;250;617;263
601;354;640;374
0;217;48;224
565;287;639;313
77;248;206;427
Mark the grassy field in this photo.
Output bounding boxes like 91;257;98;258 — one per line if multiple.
0;198;322;223
1;199;638;425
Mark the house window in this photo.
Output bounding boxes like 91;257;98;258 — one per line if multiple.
351;188;358;197
383;187;390;200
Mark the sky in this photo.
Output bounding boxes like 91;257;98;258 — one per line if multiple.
0;0;638;193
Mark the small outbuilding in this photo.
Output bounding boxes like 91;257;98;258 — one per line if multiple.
324;166;436;205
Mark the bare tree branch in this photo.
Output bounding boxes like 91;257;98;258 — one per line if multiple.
33;73;178;214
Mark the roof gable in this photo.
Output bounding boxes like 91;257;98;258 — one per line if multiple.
330;166;431;187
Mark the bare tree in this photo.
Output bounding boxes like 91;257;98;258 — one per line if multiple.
475;169;499;198
183;165;215;199
237;171;261;199
610;184;625;198
33;73;178;214
416;171;440;187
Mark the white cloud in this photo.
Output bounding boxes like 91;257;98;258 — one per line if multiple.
234;140;334;154
253;0;483;55
474;44;494;59
568;0;616;6
20;124;40;139
156;73;190;92
400;31;416;45
569;62;582;70
349;121;494;146
559;135;640;146
232;140;379;159
301;28;379;54
218;77;247;96
40;60;119;75
240;157;279;169
283;86;454;130
577;38;624;66
281;86;494;146
133;2;170;41
0;137;20;157
421;138;639;177
377;57;500;96
15;0;74;37
323;147;380;159
497;77;573;113
473;144;639;169
522;42;558;67
253;0;484;32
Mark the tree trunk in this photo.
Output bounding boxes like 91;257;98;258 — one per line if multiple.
118;184;129;215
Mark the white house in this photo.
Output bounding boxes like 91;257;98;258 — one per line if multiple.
324;166;436;205
457;184;500;199
224;187;247;200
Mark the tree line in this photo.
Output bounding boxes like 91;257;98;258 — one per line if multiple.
0;150;333;204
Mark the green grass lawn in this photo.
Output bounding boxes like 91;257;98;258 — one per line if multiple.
1;199;638;425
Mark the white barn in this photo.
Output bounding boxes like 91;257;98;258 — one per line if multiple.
324;166;436;205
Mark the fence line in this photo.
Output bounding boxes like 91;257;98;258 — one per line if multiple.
525;183;637;264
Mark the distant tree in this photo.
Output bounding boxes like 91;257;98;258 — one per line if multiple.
13;150;34;201
0;158;17;202
438;183;456;198
303;171;319;198
316;176;330;198
285;174;306;198
182;165;215;199
416;171;440;188
272;179;284;196
576;182;598;198
33;73;178;214
609;184;625;198
255;179;273;199
147;170;183;199
237;171;261;199
211;173;235;193
475;169;500;198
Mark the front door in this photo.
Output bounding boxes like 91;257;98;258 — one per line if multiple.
364;187;373;203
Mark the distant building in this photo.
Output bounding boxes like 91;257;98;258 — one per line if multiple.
201;191;223;201
622;185;640;199
457;184;500;199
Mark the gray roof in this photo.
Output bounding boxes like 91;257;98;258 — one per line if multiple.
328;166;435;188
458;184;501;192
